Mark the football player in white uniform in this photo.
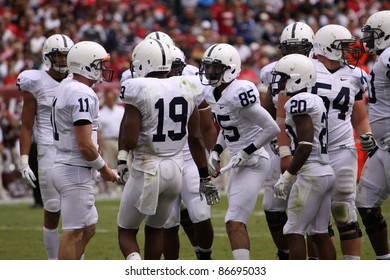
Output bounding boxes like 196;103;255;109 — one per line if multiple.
51;41;118;259
259;22;314;260
117;39;219;260
18;34;74;259
356;10;390;260
311;24;372;260
202;43;280;260
272;54;336;259
162;44;217;260
119;31;175;83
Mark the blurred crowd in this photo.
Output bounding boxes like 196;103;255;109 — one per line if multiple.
0;0;389;200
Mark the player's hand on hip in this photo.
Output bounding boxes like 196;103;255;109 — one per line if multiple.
231;149;250;168
199;176;220;205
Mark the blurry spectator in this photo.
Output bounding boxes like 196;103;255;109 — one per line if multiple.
199;20;219;49
30;25;46;69
211;0;236;36
237;59;260;86
2;61;18;86
44;8;61;31
234;8;255;44
98;89;124;196
235;36;252;62
77;13;107;45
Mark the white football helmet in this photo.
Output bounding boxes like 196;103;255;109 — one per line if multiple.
145;31;175;46
167;45;186;77
314;24;358;66
361;10;390;54
279;22;314;57
199;43;241;87
131;38;173;77
271;54;316;94
42;34;74;73
67;41;113;83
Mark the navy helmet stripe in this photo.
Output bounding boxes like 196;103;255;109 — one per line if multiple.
153;39;166;65
207;44;218;57
291;22;297;38
61;35;67;47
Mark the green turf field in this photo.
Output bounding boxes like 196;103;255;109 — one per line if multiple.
0;193;386;260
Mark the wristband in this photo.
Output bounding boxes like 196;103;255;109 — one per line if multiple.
118;150;129;161
279;145;292;158
20;154;29;166
198;167;209;178
243;143;257;155
213;144;224;156
198;105;210;111
283;170;295;180
87;155;106;170
276;117;285;125
298;141;313;146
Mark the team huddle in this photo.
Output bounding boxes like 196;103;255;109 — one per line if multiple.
17;10;390;260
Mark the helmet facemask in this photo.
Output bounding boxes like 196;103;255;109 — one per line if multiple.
199;59;229;87
46;51;69;74
89;56;113;83
270;71;289;95
280;39;313;57
167;59;186;77
331;38;360;69
361;25;385;54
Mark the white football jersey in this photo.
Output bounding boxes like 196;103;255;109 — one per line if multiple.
203;79;269;157
17;70;71;145
285;92;329;164
120;69;133;83
366;47;390;149
121;75;201;159
260;61;278;107
51;79;100;166
182;64;199;76
180;65;207;162
311;60;368;148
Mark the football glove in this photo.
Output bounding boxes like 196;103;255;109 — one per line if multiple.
117;160;129;185
273;171;295;200
359;132;376;152
270;138;279;155
208;151;220;177
20;155;36;188
199;176;220;205
231;149;251;168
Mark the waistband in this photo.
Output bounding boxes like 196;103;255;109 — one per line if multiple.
57;162;92;170
328;144;356;152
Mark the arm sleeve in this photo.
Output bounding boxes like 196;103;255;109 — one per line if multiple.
214;130;227;150
239;104;280;150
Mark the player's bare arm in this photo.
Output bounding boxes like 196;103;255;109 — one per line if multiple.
19;91;37;156
287;114;313;175
120;104;142;151
198;100;217;151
